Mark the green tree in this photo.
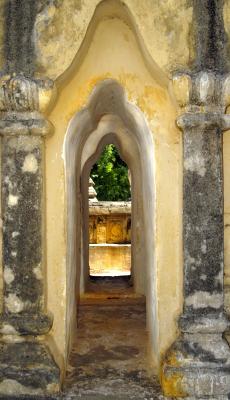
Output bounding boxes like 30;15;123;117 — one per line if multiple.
90;144;131;201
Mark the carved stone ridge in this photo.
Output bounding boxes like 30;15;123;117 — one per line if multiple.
0;73;56;113
172;71;230;114
0;115;54;137
177;112;230;131
0;312;53;335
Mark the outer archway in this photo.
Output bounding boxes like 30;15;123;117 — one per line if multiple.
64;79;157;365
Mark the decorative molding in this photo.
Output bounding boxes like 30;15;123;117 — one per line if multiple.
172;71;230;114
0;73;56;113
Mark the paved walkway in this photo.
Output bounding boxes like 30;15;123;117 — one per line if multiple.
3;278;170;400
63;277;168;399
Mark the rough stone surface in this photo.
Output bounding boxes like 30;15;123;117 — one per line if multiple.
1;0;230;398
7;283;230;400
4;0;37;76
0;313;53;335
0;72;59;396
161;70;230;397
89;203;131;244
89;201;131;216
63;280;168;400
33;0;192;79
2;136;43;310
183;124;224;317
193;0;228;72
0;279;169;399
163;333;230;397
0;342;60;395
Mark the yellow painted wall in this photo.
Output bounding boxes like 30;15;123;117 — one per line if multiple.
89;214;131;244
45;12;183;369
89;209;131;276
0;0;228;373
0;0;228;379
34;0;193;81
89;245;131;277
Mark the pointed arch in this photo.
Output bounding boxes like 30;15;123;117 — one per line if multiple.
64;79;158;366
57;0;168;87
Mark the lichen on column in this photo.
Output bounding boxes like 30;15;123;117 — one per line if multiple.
161;71;230;398
0;74;60;395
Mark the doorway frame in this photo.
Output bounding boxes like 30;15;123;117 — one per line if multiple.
84;139;132;280
64;79;157;364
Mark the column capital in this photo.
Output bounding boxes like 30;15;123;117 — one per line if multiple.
162;70;230;398
0;73;56;114
172;71;230;115
177;112;230;131
0;73;56;137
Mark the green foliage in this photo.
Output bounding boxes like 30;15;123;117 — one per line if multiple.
90;144;131;201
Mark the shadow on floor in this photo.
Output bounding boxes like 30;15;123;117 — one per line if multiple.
1;278;170;400
64;276;168;399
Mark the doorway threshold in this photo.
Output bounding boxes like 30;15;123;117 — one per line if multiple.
81;276;145;305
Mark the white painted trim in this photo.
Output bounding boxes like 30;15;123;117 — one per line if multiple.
64;79;158;366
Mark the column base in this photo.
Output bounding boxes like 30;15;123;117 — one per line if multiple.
0;341;60;396
0;312;53;335
161;333;230;398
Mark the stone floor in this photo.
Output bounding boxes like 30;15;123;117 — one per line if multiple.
63;277;168;399
4;278;169;400
3;278;230;400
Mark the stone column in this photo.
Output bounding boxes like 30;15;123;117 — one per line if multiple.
0;74;60;396
161;72;230;398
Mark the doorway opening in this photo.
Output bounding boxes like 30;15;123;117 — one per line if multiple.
83;141;134;299
64;80;158;396
88;144;132;279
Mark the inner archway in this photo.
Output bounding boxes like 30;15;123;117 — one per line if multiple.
88;143;132;279
64;79;157;374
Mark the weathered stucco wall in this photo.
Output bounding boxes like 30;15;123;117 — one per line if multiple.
0;0;192;77
0;0;230;397
1;0;230;376
89;207;131;244
89;203;131;276
89;245;131;276
45;11;183;369
34;0;193;81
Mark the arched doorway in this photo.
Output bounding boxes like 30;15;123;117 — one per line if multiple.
88;144;132;279
64;79;157;367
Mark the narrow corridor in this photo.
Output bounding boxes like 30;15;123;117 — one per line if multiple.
3;279;170;400
64;278;167;399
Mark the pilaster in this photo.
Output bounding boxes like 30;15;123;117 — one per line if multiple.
161;72;230;398
0;74;60;396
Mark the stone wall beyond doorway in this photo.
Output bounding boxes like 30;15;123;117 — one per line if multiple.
89;201;131;276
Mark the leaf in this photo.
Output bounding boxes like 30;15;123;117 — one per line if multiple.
90;144;131;201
